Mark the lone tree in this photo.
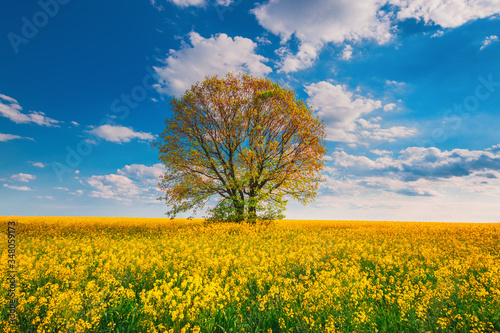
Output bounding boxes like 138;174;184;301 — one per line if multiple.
154;72;327;223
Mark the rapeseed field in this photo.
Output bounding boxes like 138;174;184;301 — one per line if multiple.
1;217;499;332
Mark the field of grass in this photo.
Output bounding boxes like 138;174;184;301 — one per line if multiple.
1;217;500;332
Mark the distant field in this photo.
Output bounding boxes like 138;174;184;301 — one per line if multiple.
1;217;499;332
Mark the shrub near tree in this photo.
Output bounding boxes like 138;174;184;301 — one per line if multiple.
154;72;327;223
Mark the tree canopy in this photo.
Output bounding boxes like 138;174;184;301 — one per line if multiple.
154;72;327;223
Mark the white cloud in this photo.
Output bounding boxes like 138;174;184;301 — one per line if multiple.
35;195;54;200
70;189;84;196
71;121;80;126
383;103;397;111
390;0;500;28
331;150;399;170
117;163;164;184
253;0;393;72
360;126;417;142
150;0;204;10
89;125;155;144
0;94;61;127
11;173;36;182
149;0;164;10
54;187;70;191
216;0;234;5
88;174;141;201
290;148;500;222
370;149;392;156
331;144;500;182
431;30;444;38
305;81;415;143
169;0;204;7
0;133;34;142
318;174;364;197
256;36;271;45
313;144;500;222
3;184;33;191
151;0;234;8
86;164;164;202
297;193;499;222
340;45;353;60
305;81;382;140
254;0;393;44
385;80;405;86
31;162;45;168
323;174;440;198
154;32;272;96
277;43;321;73
253;0;500;72
480;35;499;50
357;117;381;129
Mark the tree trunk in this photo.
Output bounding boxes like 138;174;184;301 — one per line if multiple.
248;191;257;224
232;197;245;223
248;205;257;224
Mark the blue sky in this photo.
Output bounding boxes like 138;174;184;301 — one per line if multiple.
1;0;499;222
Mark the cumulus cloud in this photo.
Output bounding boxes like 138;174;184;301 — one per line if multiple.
383;103;397;111
354;176;440;197
154;32;272;96
257;1;392;44
312;147;500;222
390;0;500;28
304;81;415;143
88;174;142;201
117;163;164;184
0;94;61;127
476;172;498;179
253;0;393;72
89;125;155;144
86;164;164;202
11;173;36;182
331;144;500;182
253;0;500;72
358;123;417;142
480;35;499;50
340;45;353;60
3;184;32;191
305;81;381;141
319;144;500;204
